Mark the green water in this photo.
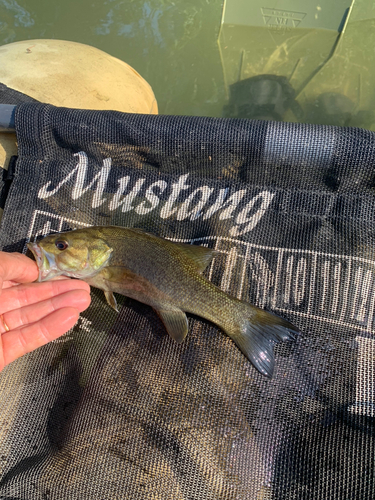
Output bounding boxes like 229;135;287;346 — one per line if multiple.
0;0;374;129
0;0;226;117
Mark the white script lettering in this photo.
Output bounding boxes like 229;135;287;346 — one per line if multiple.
37;152;275;237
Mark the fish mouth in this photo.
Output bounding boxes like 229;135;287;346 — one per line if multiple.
27;242;60;282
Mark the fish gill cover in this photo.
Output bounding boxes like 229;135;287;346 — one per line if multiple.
0;99;374;499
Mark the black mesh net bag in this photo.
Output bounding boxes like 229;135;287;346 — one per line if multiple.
0;100;374;499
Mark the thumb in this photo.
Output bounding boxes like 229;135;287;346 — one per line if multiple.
0;252;39;287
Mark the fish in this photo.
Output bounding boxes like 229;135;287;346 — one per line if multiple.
27;226;299;378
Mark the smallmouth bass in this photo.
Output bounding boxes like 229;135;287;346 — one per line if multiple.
27;226;299;377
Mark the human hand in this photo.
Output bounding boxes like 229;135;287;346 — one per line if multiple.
0;251;91;371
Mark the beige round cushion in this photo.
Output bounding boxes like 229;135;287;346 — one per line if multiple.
0;39;158;169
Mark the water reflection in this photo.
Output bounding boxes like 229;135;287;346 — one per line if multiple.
0;0;374;129
0;0;225;116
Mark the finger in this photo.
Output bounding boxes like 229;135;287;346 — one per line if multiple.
0;279;91;314
1;307;82;369
0;289;91;333
2;275;71;290
0;252;39;288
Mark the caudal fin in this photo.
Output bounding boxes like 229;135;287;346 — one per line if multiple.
224;306;299;378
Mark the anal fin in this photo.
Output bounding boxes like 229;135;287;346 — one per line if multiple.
155;308;189;343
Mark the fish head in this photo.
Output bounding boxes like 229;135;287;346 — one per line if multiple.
27;229;113;282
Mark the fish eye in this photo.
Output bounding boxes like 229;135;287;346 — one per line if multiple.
55;240;69;251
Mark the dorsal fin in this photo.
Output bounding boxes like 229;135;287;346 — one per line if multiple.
172;242;218;273
114;227;217;273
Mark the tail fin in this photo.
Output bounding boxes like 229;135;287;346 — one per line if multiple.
223;306;299;378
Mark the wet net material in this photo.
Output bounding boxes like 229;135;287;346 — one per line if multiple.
0;102;374;499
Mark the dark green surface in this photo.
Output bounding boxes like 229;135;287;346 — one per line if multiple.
0;0;226;117
2;0;375;129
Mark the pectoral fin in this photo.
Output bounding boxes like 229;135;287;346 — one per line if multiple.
155;308;189;343
104;291;119;312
